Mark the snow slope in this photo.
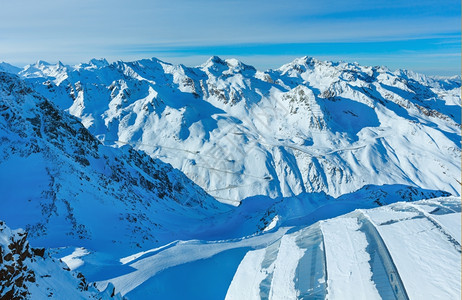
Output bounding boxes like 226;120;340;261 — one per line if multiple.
10;56;460;204
230;196;461;300
79;196;460;299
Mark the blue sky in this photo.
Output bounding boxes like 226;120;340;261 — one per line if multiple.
0;0;460;75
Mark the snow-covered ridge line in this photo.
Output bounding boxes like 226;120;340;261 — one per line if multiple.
2;56;460;80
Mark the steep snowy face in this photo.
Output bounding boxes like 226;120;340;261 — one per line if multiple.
0;221;121;299
15;57;461;204
0;72;229;254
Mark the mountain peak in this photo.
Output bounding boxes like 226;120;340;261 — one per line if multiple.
277;56;322;74
224;58;241;67
225;58;256;72
35;59;51;66
292;56;317;65
89;58;109;68
202;55;227;67
209;55;225;63
10;55;462;202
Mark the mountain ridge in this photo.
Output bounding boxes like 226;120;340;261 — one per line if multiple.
2;56;460;204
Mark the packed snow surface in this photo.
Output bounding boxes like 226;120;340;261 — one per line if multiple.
89;197;460;299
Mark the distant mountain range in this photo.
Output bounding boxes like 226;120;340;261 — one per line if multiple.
2;56;459;204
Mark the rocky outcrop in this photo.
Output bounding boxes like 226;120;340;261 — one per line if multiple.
0;221;121;299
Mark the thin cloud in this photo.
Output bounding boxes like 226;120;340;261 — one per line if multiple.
0;0;459;75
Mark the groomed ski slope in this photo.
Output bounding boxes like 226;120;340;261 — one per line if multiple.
227;197;461;299
95;196;460;299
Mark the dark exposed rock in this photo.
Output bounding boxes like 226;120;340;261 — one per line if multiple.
31;248;45;258
0;221;121;299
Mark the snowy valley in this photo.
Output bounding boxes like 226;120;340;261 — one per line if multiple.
0;56;460;299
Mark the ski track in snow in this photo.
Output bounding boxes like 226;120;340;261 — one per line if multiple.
223;198;460;300
225;249;267;300
268;234;306;299
321;217;382;300
367;207;461;299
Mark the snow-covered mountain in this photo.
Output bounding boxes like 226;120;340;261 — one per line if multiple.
0;71;229;257
9;56;460;204
0;56;460;299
